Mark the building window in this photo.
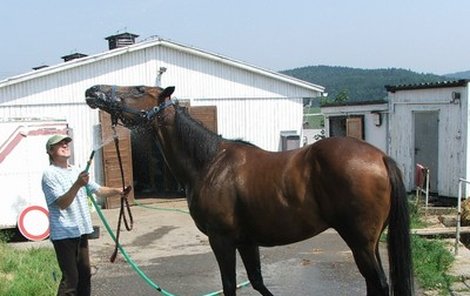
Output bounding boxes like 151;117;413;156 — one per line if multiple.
329;115;364;140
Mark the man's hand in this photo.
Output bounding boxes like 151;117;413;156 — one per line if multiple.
76;171;90;187
121;185;133;198
57;171;88;210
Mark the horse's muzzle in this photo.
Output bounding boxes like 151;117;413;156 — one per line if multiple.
85;97;99;109
85;86;110;109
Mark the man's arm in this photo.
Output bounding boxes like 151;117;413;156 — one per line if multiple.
95;186;122;198
56;171;89;210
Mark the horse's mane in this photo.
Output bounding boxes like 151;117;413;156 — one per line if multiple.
174;106;222;168
173;106;259;168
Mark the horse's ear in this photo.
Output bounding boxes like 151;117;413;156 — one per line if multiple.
159;86;175;99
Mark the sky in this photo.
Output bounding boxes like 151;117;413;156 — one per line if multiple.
1;0;470;80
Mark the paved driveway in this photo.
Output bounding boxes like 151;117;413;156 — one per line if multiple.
89;199;386;296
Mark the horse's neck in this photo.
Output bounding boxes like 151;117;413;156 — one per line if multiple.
152;108;222;186
152;131;207;188
153;126;194;185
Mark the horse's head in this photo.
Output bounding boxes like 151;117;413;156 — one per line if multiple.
85;84;175;127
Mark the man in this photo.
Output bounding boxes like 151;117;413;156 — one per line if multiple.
41;134;126;296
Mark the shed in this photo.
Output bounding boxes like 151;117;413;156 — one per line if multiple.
386;80;470;197
0;33;324;205
321;100;388;152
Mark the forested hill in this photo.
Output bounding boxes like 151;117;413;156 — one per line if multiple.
444;70;470;79
281;65;448;102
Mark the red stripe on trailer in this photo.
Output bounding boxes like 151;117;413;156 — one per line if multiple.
0;125;68;164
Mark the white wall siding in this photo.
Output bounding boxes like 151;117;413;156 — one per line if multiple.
1;43;319;109
195;97;303;151
388;86;468;196
466;87;470;191
158;46;317;100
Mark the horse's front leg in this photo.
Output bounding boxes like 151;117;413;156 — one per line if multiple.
208;234;237;296
238;244;273;296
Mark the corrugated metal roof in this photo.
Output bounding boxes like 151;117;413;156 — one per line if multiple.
321;99;388;108
385;79;469;92
0;36;324;93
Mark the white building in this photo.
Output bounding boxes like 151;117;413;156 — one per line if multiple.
321;100;388;152
386;80;470;197
0;32;324;205
319;79;470;198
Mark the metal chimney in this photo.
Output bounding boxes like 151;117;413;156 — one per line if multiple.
105;32;139;50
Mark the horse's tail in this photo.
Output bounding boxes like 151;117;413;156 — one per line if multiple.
383;156;414;296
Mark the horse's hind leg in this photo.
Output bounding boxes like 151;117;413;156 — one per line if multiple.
238;244;273;296
336;223;389;295
349;241;389;296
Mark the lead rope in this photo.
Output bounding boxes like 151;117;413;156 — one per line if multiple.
110;125;134;263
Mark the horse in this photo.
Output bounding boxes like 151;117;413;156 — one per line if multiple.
85;85;413;296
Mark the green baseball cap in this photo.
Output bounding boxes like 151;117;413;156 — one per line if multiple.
46;134;72;152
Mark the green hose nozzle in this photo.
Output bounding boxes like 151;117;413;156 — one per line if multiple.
85;150;95;173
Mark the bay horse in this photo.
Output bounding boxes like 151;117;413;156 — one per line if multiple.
85;85;413;296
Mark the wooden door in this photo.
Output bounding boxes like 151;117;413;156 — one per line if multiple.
99;112;134;208
188;106;218;133
346;117;364;139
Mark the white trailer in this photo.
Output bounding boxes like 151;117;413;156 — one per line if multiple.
0;118;69;240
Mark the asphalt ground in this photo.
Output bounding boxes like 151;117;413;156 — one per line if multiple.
88;199;380;296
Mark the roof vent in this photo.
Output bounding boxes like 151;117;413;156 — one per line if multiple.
105;32;139;50
32;65;49;71
61;52;88;62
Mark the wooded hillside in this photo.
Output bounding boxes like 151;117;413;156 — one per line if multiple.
281;65;449;102
444;70;470;79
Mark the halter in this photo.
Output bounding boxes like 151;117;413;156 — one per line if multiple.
109;85;175;127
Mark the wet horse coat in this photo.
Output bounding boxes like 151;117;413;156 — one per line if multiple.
85;85;413;296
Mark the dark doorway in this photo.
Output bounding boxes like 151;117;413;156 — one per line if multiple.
130;106;218;199
131;128;181;198
414;111;439;193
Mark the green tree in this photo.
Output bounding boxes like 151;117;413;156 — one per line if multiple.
334;89;349;103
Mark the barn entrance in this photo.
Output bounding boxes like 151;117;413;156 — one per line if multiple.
100;105;217;204
131;128;180;198
414;110;439;193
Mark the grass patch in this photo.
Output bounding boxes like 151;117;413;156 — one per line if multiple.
303;107;324;129
411;235;455;292
0;232;60;296
408;200;456;294
408;201;428;229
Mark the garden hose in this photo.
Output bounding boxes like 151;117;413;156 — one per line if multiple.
88;192;250;295
87;190;175;295
85;151;174;295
